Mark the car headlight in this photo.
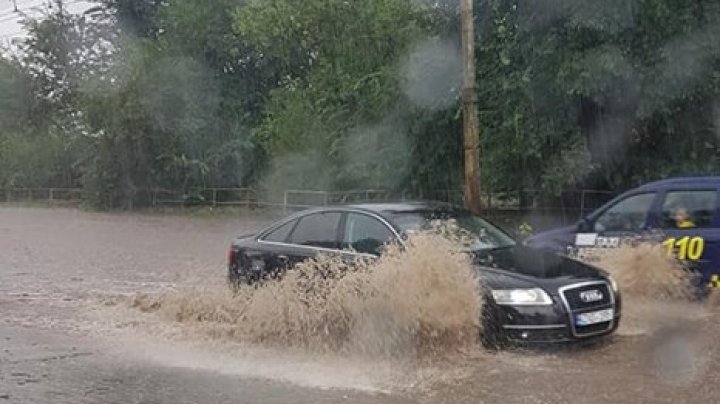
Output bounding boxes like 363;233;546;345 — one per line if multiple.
491;288;552;306
607;275;619;293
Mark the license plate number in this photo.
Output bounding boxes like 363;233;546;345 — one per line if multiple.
575;309;613;326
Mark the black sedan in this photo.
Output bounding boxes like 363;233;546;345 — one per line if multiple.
227;202;621;345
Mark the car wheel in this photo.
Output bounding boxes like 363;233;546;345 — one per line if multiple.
480;298;506;349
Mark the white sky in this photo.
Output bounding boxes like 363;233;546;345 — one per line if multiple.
0;0;94;46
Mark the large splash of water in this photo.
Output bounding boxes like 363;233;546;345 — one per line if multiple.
131;232;482;358
581;243;720;340
117;232;720;394
584;243;694;300
126;228;720;365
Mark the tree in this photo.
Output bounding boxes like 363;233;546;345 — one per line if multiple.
233;0;460;194
476;0;720;201
0;59;31;131
3;0;720;209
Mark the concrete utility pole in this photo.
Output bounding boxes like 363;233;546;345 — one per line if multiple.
460;0;482;213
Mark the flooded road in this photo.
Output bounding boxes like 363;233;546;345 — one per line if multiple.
1;207;718;403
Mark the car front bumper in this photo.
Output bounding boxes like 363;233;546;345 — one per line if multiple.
490;297;621;344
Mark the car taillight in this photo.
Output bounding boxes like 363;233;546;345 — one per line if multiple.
228;248;238;265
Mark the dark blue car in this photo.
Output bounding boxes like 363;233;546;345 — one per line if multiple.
526;177;720;290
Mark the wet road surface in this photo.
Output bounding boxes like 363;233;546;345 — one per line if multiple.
1;207;718;403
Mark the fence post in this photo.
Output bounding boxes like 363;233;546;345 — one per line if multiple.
49;188;54;203
212;188;217;208
283;191;288;215
579;190;586;219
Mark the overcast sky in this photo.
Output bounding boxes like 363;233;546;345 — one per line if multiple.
0;0;93;45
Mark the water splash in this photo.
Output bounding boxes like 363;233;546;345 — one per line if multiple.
582;242;694;300
131;232;482;358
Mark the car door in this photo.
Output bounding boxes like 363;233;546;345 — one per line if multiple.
248;211;343;279
284;211;343;266
339;212;397;256
650;189;720;288
256;217;301;275
572;192;658;257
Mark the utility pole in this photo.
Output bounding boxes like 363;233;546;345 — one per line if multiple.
12;0;18;12
460;0;482;213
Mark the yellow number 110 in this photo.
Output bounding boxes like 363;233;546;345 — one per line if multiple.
663;236;704;260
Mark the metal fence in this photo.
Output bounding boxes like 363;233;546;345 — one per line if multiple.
149;188;258;207
280;189;616;230
282;189;404;212
1;188;84;204
0;187;615;227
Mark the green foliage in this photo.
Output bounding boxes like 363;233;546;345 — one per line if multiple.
517;222;534;240
478;0;720;197
0;60;32;131
0;132;70;188
101;0;164;38
233;0;455;192
2;0;720;209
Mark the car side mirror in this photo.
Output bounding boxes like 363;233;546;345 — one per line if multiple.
577;218;591;232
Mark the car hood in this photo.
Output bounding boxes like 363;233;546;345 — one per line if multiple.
473;245;603;288
525;225;576;246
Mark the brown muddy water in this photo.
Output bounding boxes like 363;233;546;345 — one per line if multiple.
1;207;718;403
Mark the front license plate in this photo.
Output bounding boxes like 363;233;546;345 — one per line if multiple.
575;309;613;326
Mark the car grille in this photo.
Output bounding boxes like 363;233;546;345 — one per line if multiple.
575;322;613;335
505;327;571;343
562;283;612;310
560;281;615;337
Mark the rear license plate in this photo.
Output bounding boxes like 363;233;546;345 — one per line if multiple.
575;309;613;326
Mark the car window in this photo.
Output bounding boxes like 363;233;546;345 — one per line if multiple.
288;212;342;249
342;213;394;255
262;219;297;242
391;210;516;250
660;190;717;229
594;193;656;232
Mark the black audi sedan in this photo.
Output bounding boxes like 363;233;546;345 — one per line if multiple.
227;202;621;345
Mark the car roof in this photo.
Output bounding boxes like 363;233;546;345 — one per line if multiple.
286;201;461;222
252;201;510;241
345;201;459;214
635;176;720;191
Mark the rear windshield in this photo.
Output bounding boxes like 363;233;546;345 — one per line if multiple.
389;209;516;250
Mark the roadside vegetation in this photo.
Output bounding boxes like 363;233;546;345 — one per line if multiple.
1;0;719;209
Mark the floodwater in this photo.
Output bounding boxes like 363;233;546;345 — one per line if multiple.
1;207;718;403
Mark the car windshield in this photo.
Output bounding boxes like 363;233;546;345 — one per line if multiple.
390;210;516;251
